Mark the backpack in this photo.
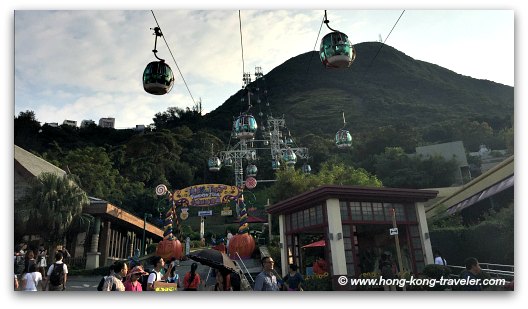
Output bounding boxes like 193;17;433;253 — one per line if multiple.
97;276;117;291
49;263;64;286
230;272;241;291
140;271;157;291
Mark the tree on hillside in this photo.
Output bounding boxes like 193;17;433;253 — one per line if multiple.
270;162;382;202
15;173;89;249
373;147;458;188
14;110;42;151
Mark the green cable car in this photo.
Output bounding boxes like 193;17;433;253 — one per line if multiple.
143;27;175;95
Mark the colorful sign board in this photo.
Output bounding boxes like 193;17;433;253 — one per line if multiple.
173;184;242;207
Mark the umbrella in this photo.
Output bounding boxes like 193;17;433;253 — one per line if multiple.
187;249;237;274
302;240;326;248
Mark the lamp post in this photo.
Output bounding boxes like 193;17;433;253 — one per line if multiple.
141;213;152;256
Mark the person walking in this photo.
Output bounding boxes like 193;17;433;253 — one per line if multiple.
36;244;47;280
226;230;233;254
124;265;147;292
183;262;201;291
460;257;482;291
20;264;43;291
283;264;304;291
254;256;280;291
44;251;68;291
434;249;447;265
103;260;128;291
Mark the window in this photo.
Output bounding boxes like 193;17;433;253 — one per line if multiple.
406;204;417;221
304;209;310;227
310;207;316;225
350;202;361;220
316;205;323;224
383;203;394;221
372;202;384;221
394;203;406;221
362;202;373;221
340;201;349;220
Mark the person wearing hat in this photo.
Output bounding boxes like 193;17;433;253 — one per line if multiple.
124;265;148;292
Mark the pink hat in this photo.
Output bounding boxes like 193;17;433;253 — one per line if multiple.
127;265;148;277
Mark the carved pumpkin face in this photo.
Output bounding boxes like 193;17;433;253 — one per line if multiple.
156;239;183;260
228;233;255;259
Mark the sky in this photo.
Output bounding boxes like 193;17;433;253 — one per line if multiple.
3;0;527;307
13;9;514;129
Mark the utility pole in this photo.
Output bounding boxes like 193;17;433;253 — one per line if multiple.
391;208;406;291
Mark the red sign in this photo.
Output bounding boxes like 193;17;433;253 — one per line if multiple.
245;177;257;189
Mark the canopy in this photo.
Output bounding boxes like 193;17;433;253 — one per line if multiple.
302;240;326;248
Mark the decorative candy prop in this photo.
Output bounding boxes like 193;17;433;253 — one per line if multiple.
228;196;255;259
156;184;168;196
155;188;183;260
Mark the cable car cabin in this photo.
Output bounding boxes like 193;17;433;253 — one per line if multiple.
320;31;356;69
285;137;294;146
224;157;233;167
208;157;222;172
234;114;258;139
283;149;297;167
272;159;281;170
302;163;312;174
246;164;258;177
143;61;175;95
335;129;353;148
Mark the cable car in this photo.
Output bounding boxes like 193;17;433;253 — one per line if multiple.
319;11;356;69
143;61;175;95
272;159;281;170
143;27;175;95
283;148;297;167
246;164;258;177
335;129;352;148
208;156;222;172
302;163;312;174
234;114;258;139
320;31;356;69
224;157;233;167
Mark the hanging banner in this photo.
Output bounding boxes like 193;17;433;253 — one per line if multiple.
173;184;242;207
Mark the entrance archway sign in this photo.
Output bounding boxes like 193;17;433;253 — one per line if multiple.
173;184;242;206
155;183;256;260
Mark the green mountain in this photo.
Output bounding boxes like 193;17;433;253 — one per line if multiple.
205;42;513;138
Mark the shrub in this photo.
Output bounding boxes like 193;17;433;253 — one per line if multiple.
303;273;332;291
422;264;451;291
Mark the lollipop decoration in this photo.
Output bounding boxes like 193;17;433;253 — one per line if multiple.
155;187;183;260
156;184;168;196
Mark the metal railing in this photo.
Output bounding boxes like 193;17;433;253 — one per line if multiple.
234;252;255;283
448;262;514;280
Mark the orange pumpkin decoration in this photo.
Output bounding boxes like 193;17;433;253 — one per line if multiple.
228;233;255;259
156;238;183;260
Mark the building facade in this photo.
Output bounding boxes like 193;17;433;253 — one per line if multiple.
98;117;115;128
267;185;437;288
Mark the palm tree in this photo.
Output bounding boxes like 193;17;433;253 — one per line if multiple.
15;172;89;252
